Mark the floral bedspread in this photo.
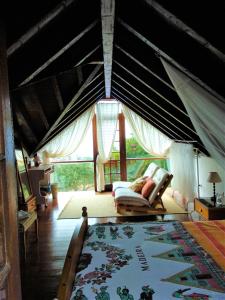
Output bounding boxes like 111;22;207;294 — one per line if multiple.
70;221;225;300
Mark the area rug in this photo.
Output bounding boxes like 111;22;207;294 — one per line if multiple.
70;221;225;300
57;191;187;219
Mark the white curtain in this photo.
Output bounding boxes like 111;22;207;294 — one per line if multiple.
161;58;225;170
169;143;195;209
122;104;172;156
96;102;119;191
40;105;95;162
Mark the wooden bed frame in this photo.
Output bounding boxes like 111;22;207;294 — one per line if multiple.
56;207;88;300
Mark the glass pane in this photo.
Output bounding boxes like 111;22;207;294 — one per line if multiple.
52;162;94;191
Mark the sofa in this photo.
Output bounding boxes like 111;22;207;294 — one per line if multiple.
113;162;173;212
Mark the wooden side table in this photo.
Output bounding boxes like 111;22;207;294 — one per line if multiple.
194;198;225;220
19;211;38;260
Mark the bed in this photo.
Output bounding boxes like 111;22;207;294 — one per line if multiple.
56;207;225;300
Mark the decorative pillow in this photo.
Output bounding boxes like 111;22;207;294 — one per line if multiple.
141;177;156;198
129;176;147;193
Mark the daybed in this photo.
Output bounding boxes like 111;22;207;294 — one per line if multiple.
113;162;173;213
56;208;225;300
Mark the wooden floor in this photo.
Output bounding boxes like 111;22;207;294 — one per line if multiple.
21;192;191;300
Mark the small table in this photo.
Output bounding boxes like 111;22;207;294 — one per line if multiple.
194;198;225;220
19;211;38;260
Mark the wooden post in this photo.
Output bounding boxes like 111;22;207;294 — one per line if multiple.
0;20;22;299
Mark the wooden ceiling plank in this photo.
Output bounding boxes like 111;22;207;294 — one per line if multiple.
75;45;101;67
101;0;115;98
114;59;188;116
13;102;38;144
118;18;225;104
115;44;175;91
19;20;99;86
33;64;102;153
7;0;79;57
52;77;64;111
114;71;197;136
41;92;104;147
143;0;225;63
56;85;104;129
113;78;195;140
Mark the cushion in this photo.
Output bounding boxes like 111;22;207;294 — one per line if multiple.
114;187;150;207
112;181;132;192
141;178;156;198
143;162;159;177
129;176;148;193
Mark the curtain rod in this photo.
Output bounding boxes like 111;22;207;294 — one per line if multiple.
173;140;198;143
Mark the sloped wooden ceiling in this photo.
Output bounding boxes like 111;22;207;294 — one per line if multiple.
4;0;225;155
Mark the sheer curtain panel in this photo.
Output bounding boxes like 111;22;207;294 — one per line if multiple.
40;105;95;162
161;58;225;170
122;104;172;156
96;102;119;191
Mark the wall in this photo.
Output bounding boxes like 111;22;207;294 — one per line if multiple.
196;155;225;198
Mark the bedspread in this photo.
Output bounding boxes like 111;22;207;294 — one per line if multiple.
70;221;225;300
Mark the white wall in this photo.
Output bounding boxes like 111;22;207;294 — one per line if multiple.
195;155;225;198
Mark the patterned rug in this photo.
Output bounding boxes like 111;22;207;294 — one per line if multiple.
70;221;225;299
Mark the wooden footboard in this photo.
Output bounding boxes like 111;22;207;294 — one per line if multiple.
57;207;88;300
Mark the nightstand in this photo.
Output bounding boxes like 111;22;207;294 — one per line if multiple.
194;198;225;220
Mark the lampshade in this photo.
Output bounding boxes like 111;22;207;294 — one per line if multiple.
207;172;222;183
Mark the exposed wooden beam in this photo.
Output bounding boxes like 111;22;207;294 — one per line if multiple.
101;0;115;98
143;0;225;63
114;60;188;116
29;87;50;130
57;84;104;129
33;64;102;153
112;88;178;140
113;71;197;136
118;18;225;103
115;44;175;91
19;20;99;86
113;78;195;140
75;44;101;66
52;77;64;111
13;101;38;144
7;0;78;56
76;65;83;85
39;91;104;147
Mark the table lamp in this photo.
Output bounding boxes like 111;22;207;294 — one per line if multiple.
207;171;222;206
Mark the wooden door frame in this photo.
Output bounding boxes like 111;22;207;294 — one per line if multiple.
0;20;22;299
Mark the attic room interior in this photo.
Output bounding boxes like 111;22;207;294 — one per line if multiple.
1;0;225;299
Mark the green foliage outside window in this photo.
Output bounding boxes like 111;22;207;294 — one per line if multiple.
52;162;94;191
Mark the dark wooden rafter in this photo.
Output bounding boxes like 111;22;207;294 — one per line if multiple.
56;84;104;130
75;44;101;66
114;59;188;116
19;20;99;86
52;77;64;111
112;88;179;140
143;0;225;63
13;101;38;144
101;0;115;98
69;80;104;112
86;71;104;87
115;44;175;91
28;87;49;130
33;64;102;153
76;65;83;85
40;91;104;148
113;71;197;136
7;0;79;57
118;18;225;104
113;79;196;140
